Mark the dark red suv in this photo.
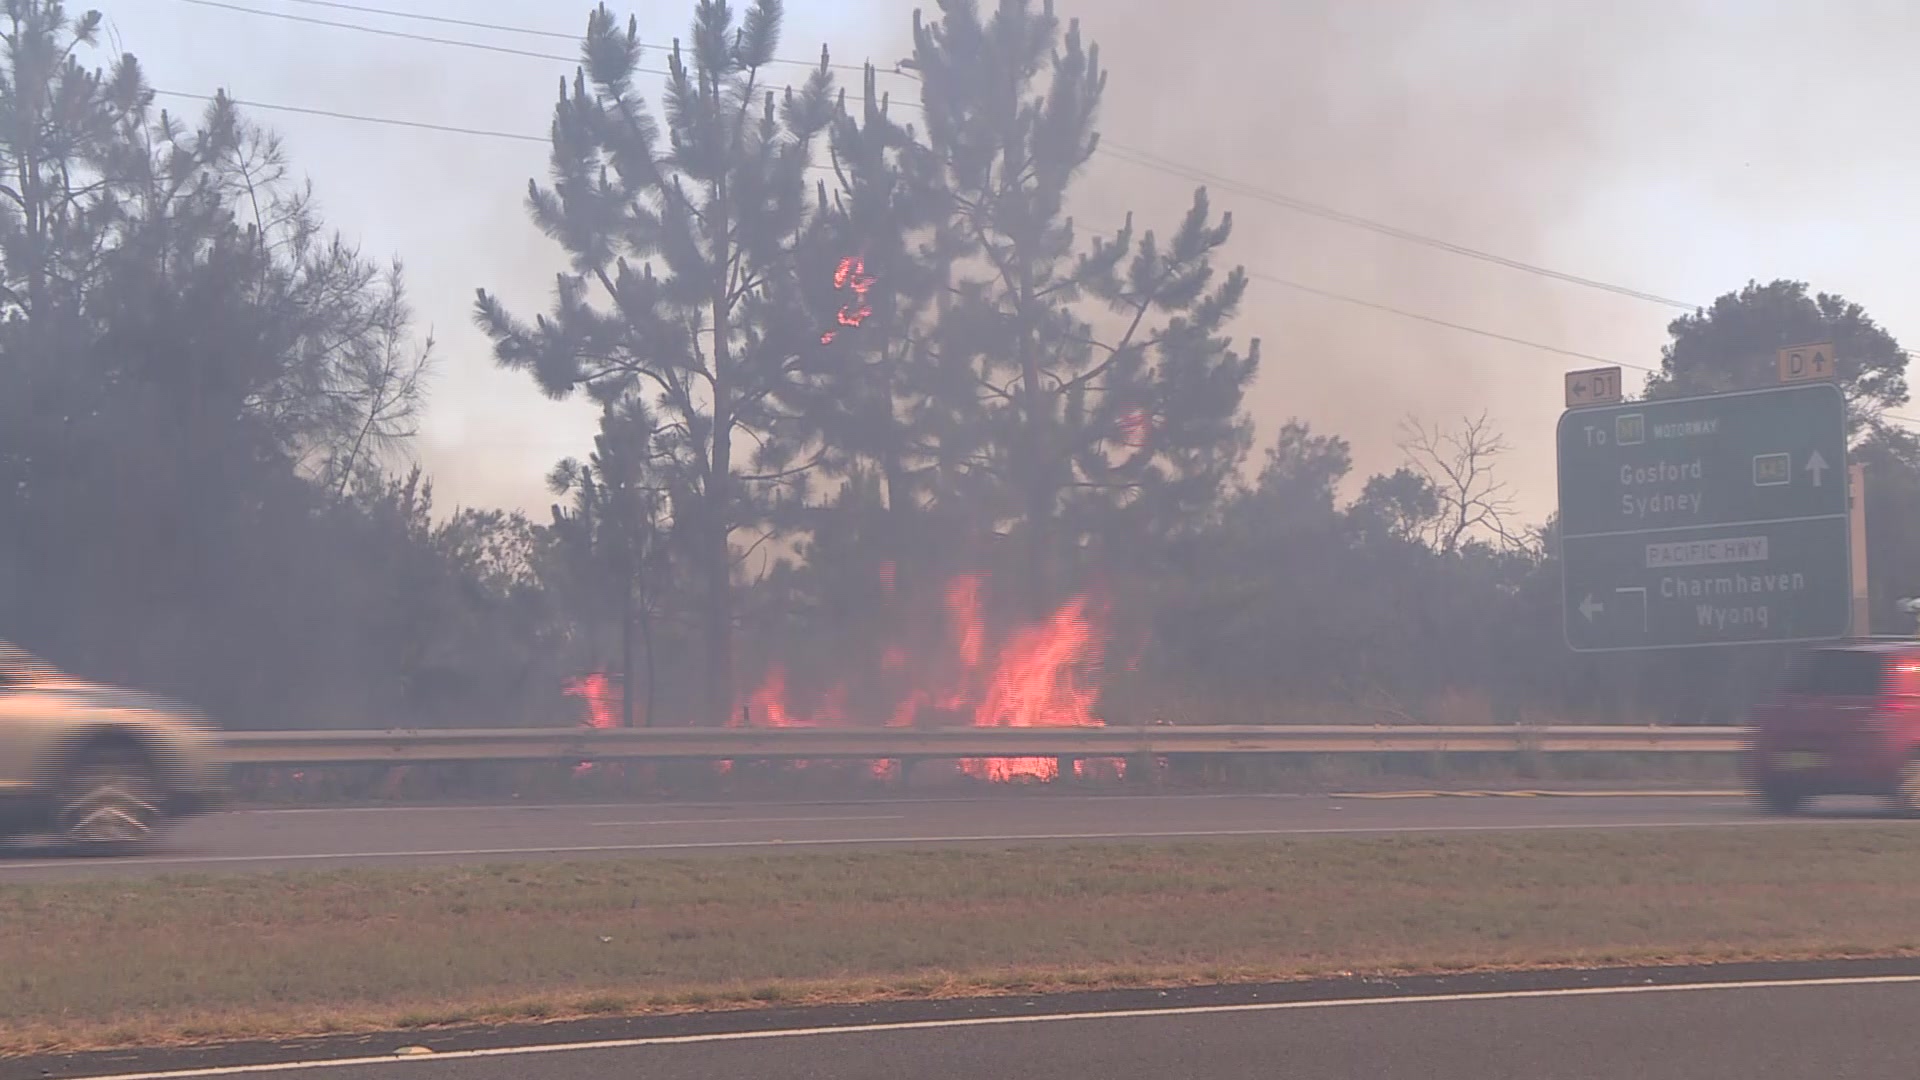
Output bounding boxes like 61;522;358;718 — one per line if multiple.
1746;641;1920;814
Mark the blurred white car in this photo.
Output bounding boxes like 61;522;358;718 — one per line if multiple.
0;642;226;846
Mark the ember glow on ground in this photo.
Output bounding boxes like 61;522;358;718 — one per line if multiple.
10;827;1920;1053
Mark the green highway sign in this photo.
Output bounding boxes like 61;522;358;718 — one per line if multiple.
1556;382;1850;651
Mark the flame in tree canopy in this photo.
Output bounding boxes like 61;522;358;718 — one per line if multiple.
819;255;874;344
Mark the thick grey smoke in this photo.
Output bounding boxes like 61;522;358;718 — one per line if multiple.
1048;0;1685;517
424;0;1920;521
855;0;1920;521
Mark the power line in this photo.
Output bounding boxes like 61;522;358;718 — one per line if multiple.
180;0;1920;373
250;11;1907;368
1098;141;1700;311
160;90;1654;376
181;0;1708;318
178;0;574;64
173;0;909;91
156;89;547;143
270;0;578;41
1246;270;1653;372
153;88;845;174
1247;273;1919;425
144;87;1920;426
266;0;894;75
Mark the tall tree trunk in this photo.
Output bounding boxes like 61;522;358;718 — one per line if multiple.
880;357;910;518
638;588;656;730
620;579;636;729
705;201;735;728
702;466;732;726
1016;270;1053;615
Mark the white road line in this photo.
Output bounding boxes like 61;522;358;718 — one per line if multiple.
66;973;1920;1079
586;815;904;827
1331;790;1740;800
0;818;1844;872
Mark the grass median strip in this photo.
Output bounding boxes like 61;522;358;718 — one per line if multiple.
10;825;1920;1053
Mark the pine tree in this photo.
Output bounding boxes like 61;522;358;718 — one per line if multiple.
0;0;145;328
800;65;972;533
545;400;673;729
906;0;1260;605
1645;279;1908;439
476;0;837;725
0;6;435;718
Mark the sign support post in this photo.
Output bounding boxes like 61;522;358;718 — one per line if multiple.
1851;462;1870;637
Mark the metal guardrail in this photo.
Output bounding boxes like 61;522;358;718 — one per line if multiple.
219;725;1747;765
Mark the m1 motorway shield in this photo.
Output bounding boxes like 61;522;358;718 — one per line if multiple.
1557;382;1850;651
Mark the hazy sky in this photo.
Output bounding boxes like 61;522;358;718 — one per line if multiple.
100;0;1920;524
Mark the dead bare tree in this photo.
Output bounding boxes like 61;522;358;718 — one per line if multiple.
1397;412;1522;554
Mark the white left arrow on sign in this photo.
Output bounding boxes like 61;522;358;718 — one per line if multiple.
1579;595;1604;622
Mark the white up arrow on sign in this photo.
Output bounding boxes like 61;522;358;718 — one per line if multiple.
1578;595;1604;622
1805;449;1829;487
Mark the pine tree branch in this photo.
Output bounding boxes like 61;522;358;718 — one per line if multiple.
1063;243;1194;395
726;268;762;308
825;138;855;201
658;366;702;431
681;311;715;388
736;447;826;484
974;373;1017;402
952;194;1028;315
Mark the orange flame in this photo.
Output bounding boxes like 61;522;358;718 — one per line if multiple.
745;666;850;730
733;572;1118;782
948;574;984;668
820;255;875;344
565;672;620;729
962;597;1100;782
564;671;630;775
1117;408;1158;448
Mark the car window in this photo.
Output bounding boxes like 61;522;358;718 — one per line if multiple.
1779;649;1890;695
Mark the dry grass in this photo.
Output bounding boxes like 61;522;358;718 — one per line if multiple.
8;826;1920;1053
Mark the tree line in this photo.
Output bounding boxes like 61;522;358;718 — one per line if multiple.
2;0;1916;732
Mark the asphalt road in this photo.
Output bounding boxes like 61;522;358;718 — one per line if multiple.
1;787;1895;879
31;975;1920;1079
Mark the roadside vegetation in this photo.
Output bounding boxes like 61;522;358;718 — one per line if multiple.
4;0;1918;739
9;826;1920;1052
